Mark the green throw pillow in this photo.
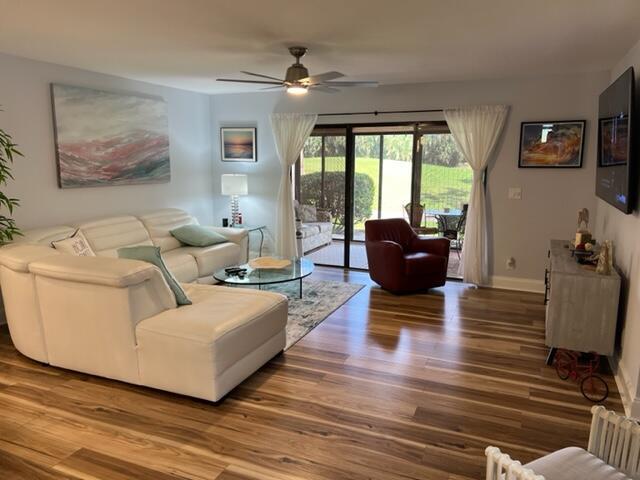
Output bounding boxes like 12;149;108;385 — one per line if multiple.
170;225;228;248
117;246;192;306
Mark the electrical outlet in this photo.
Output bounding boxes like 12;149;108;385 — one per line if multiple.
506;257;516;270
508;187;522;200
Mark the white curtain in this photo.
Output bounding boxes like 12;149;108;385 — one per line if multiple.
444;105;509;285
270;113;317;258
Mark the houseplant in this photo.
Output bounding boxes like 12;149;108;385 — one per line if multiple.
0;111;22;243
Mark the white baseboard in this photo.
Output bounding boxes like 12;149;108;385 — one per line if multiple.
486;275;545;293
610;355;640;418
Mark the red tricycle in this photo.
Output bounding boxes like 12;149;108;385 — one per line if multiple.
553;349;609;403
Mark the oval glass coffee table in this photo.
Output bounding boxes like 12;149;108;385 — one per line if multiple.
213;257;314;299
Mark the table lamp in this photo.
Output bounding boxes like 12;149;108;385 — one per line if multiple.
221;174;248;227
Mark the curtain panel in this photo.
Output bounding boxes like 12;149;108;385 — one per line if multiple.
444;105;509;285
270;113;317;258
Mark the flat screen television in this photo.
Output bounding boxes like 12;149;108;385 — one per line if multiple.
596;67;636;213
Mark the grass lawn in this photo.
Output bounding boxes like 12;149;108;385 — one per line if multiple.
301;156;472;220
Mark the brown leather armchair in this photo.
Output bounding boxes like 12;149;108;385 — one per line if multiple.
364;218;450;294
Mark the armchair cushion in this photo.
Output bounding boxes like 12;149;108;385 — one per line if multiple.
524;447;627;480
404;252;447;277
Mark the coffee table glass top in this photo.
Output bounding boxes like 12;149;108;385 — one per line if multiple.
213;257;314;286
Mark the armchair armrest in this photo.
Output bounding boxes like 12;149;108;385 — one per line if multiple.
365;240;406;278
409;237;450;258
204;227;248;245
485;447;544;480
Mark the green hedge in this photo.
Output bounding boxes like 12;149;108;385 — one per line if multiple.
300;171;375;225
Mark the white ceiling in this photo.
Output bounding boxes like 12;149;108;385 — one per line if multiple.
1;0;639;94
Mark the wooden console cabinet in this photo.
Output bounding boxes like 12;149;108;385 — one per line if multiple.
545;239;620;358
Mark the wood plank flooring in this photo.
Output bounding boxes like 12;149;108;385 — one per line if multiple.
0;268;622;479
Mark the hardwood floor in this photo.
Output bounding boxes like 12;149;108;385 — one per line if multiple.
0;268;623;479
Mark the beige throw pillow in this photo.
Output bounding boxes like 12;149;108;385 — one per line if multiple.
51;230;96;256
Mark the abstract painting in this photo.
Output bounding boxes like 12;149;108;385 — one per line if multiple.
51;84;170;188
221;127;257;162
518;120;585;168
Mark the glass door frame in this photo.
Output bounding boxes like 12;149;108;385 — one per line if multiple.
295;120;454;271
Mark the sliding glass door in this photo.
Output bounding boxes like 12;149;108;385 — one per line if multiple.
416;125;472;278
295;121;469;277
296;128;347;267
350;129;414;269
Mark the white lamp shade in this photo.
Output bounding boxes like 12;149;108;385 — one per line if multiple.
221;174;248;195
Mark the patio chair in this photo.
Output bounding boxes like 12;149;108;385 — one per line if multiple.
485;405;640;480
404;203;438;236
442;204;468;258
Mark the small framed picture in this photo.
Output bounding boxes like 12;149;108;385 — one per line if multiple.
220;127;257;162
518;120;585;168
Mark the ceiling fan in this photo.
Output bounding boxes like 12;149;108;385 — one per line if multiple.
216;46;378;95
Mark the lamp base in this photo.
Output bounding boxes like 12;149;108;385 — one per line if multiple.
230;195;240;227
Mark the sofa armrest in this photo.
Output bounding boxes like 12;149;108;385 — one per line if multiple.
205;227;248;245
29;255;162;288
366;240;406;276
410;237;450;258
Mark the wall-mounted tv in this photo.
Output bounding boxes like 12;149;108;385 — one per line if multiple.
596;67;636;214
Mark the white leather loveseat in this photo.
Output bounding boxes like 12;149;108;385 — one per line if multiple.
17;208;248;284
0;243;288;402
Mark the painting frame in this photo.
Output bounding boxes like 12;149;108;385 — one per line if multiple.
518;120;586;169
51;83;170;188
220;127;257;163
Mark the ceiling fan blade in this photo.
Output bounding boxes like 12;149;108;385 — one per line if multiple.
241;71;285;82
216;78;283;85
323;81;378;87
310;85;340;94
301;71;345;84
261;85;284;91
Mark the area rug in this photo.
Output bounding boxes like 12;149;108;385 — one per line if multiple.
266;279;365;349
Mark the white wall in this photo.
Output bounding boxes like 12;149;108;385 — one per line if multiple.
211;71;609;287
595;37;640;417
0;53;214;229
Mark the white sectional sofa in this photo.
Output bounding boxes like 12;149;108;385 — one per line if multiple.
0;208;289;402
18;208;248;283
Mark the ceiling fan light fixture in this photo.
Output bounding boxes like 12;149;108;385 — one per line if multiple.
286;85;308;95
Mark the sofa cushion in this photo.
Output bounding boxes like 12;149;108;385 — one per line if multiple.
524;447;628;480
298;224;321;239
307;222;332;235
171;224;228;248
139;208;197;253
181;243;241;278
136;283;287;400
160;248;199;283
118;246;191;306
17;225;77;245
137;284;287;375
78;216;153;257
